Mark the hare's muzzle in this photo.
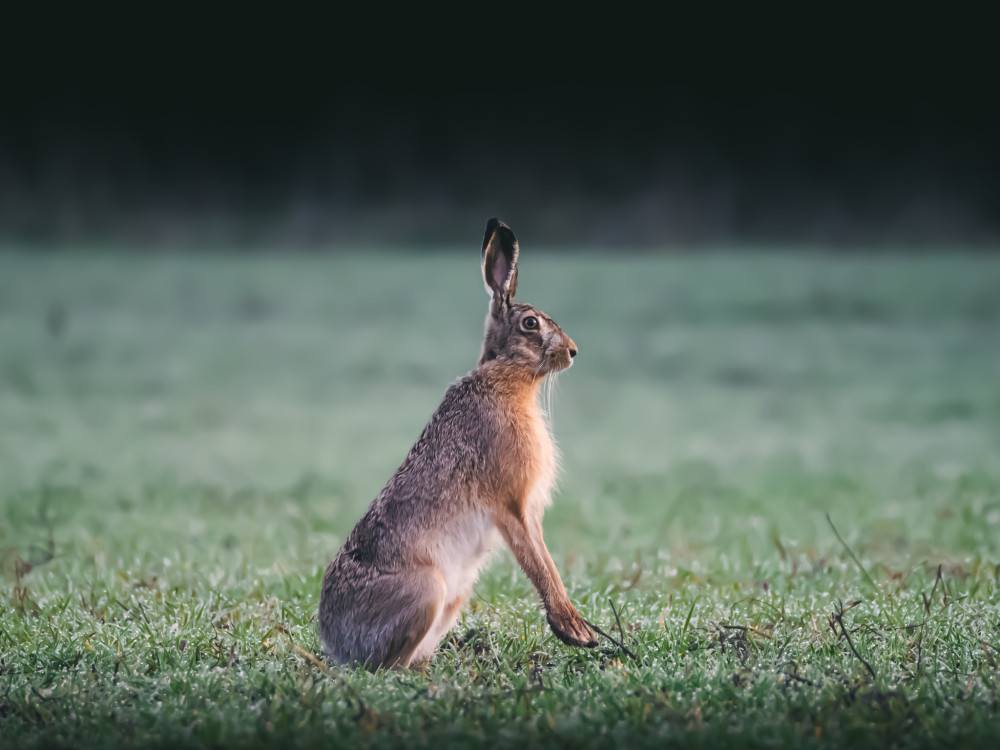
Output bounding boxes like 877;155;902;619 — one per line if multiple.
564;334;578;360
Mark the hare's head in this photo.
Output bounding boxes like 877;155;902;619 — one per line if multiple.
478;219;577;377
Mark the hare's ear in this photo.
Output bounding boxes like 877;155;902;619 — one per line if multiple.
481;218;519;312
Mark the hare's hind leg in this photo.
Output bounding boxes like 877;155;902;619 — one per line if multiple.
370;567;448;669
376;570;445;668
321;564;447;670
409;581;474;663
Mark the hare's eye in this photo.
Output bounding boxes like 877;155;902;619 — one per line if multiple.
521;316;539;331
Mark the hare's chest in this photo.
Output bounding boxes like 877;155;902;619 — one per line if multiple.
523;410;558;517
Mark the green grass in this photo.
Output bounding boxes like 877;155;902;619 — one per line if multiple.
2;248;999;748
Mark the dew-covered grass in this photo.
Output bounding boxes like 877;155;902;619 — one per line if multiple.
2;248;999;748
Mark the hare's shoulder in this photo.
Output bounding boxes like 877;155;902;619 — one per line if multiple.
375;373;502;499
339;373;502;564
418;371;505;442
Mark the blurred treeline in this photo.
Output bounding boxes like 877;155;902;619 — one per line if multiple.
1;21;996;249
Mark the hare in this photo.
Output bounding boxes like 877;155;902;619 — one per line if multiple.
319;218;597;669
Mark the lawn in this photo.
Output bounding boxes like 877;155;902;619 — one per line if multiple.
2;248;999;748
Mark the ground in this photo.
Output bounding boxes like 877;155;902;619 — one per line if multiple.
1;249;999;748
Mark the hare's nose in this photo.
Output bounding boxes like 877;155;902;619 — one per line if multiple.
569;347;578;358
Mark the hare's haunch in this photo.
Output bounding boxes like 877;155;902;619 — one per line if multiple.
319;219;596;669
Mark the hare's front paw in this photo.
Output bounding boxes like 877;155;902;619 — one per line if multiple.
547;609;598;648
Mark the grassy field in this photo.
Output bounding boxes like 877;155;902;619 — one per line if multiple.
2;248;999;748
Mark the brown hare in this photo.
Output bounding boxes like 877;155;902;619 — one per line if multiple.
319;218;597;669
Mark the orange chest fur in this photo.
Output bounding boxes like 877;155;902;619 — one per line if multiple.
494;387;558;518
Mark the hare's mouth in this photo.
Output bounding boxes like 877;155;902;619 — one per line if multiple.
546;348;575;373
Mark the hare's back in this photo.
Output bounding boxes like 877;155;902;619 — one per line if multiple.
338;375;500;560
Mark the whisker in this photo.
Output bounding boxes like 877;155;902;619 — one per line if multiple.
547;372;560;428
541;370;559;430
531;358;546;385
541;374;550;418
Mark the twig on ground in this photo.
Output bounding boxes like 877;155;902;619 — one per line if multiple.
293;643;331;673
584;615;638;661
720;623;773;639
925;564;943;614
831;600;876;681
609;598;631;647
826;513;877;590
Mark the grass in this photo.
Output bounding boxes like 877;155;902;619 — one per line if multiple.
1;248;999;748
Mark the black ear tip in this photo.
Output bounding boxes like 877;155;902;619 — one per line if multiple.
482;218;516;253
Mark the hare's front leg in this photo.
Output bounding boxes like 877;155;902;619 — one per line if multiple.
493;509;597;648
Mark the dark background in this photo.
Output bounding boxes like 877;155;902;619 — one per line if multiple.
1;16;996;248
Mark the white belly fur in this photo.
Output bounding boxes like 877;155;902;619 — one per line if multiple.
411;509;502;661
433;510;502;601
